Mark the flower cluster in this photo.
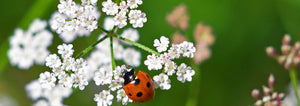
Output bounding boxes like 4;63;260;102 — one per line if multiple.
39;43;89;90
266;34;300;69
102;0;147;28
251;74;285;106
26;79;72;106
166;4;189;30
93;65;133;105
8;19;53;69
49;0;100;43
144;36;196;90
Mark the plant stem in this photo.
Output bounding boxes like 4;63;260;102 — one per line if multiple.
289;68;300;106
114;34;160;56
110;37;116;70
185;60;201;106
75;35;108;59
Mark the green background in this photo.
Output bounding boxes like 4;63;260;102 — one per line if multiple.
0;0;299;105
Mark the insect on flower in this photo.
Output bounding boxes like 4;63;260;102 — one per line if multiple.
121;66;155;102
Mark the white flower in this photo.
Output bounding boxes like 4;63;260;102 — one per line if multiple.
94;90;114;106
73;58;88;73
113;65;126;80
80;16;98;31
123;48;141;67
62;57;76;72
127;0;142;9
39;71;57;89
71;73;88;90
154;36;169;52
164;61;177;76
153;73;171;90
25;80;43;100
160;53;171;63
128;10;147;28
120;28;139;45
114;11;127;28
102;0;118;15
179;41;196;58
176;63;195;83
116;89;133;105
8;19;53;69
49;12;66;34
144;54;163;70
81;0;98;5
113;42;124;60
46;54;62;68
168;44;181;59
93;67;113;85
43;85;72;106
59;31;77;43
109;80;123;91
103;17;115;31
119;1;128;12
58;0;77;18
58;43;74;58
33;100;49;106
58;72;73;88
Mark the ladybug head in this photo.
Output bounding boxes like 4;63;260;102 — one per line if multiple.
121;66;135;86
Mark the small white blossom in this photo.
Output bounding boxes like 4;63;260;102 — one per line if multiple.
33;100;49;106
160;53;171;63
113;65;126;80
109;80;123;91
71;73;88;90
25;80;44;100
80;16;98;31
113;42;124;60
39;71;57;89
58;0;77;18
120;28;139;45
179;41;196;58
114;11;127;28
176;63;195;83
128;10;147;28
58;43;74;58
144;54;163;70
81;0;98;5
58;72;73;88
119;1;128;12
93;67;113;85
103;17;115;31
94;90;114;106
116;89;133;105
102;0;119;15
127;0;142;9
123;48;141;67
164;61;177;76
154;36;169;52
153;73;171;90
61;57;76;71
168;44;181;59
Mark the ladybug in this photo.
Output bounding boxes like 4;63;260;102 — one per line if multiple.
122;68;155;102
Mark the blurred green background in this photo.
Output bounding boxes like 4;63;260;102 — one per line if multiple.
1;0;300;105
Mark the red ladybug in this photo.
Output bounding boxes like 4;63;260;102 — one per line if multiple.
122;68;155;102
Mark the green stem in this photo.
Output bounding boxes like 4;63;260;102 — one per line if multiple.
75;35;108;59
114;34;160;56
185;60;201;106
110;37;116;70
289;68;300;106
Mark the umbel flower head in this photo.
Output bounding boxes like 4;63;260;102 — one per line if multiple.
39;43;89;90
251;74;285;106
8;19;53;69
166;4;189;30
266;34;300;70
102;0;147;28
49;0;101;43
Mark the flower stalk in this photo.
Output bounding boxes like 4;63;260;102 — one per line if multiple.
75;35;108;59
289;68;300;106
185;60;201;106
110;36;116;70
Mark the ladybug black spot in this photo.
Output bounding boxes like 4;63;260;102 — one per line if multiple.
136;92;143;97
147;82;151;88
128;93;132;96
134;79;140;85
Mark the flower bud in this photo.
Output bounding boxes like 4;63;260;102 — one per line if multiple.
277;93;285;101
281;45;291;55
277;56;286;65
251;89;260;99
282;34;291;45
263;85;271;96
254;100;263;106
294;41;300;50
271;92;277;100
266;46;277;57
271;100;278;106
262;95;271;103
268;74;275;87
